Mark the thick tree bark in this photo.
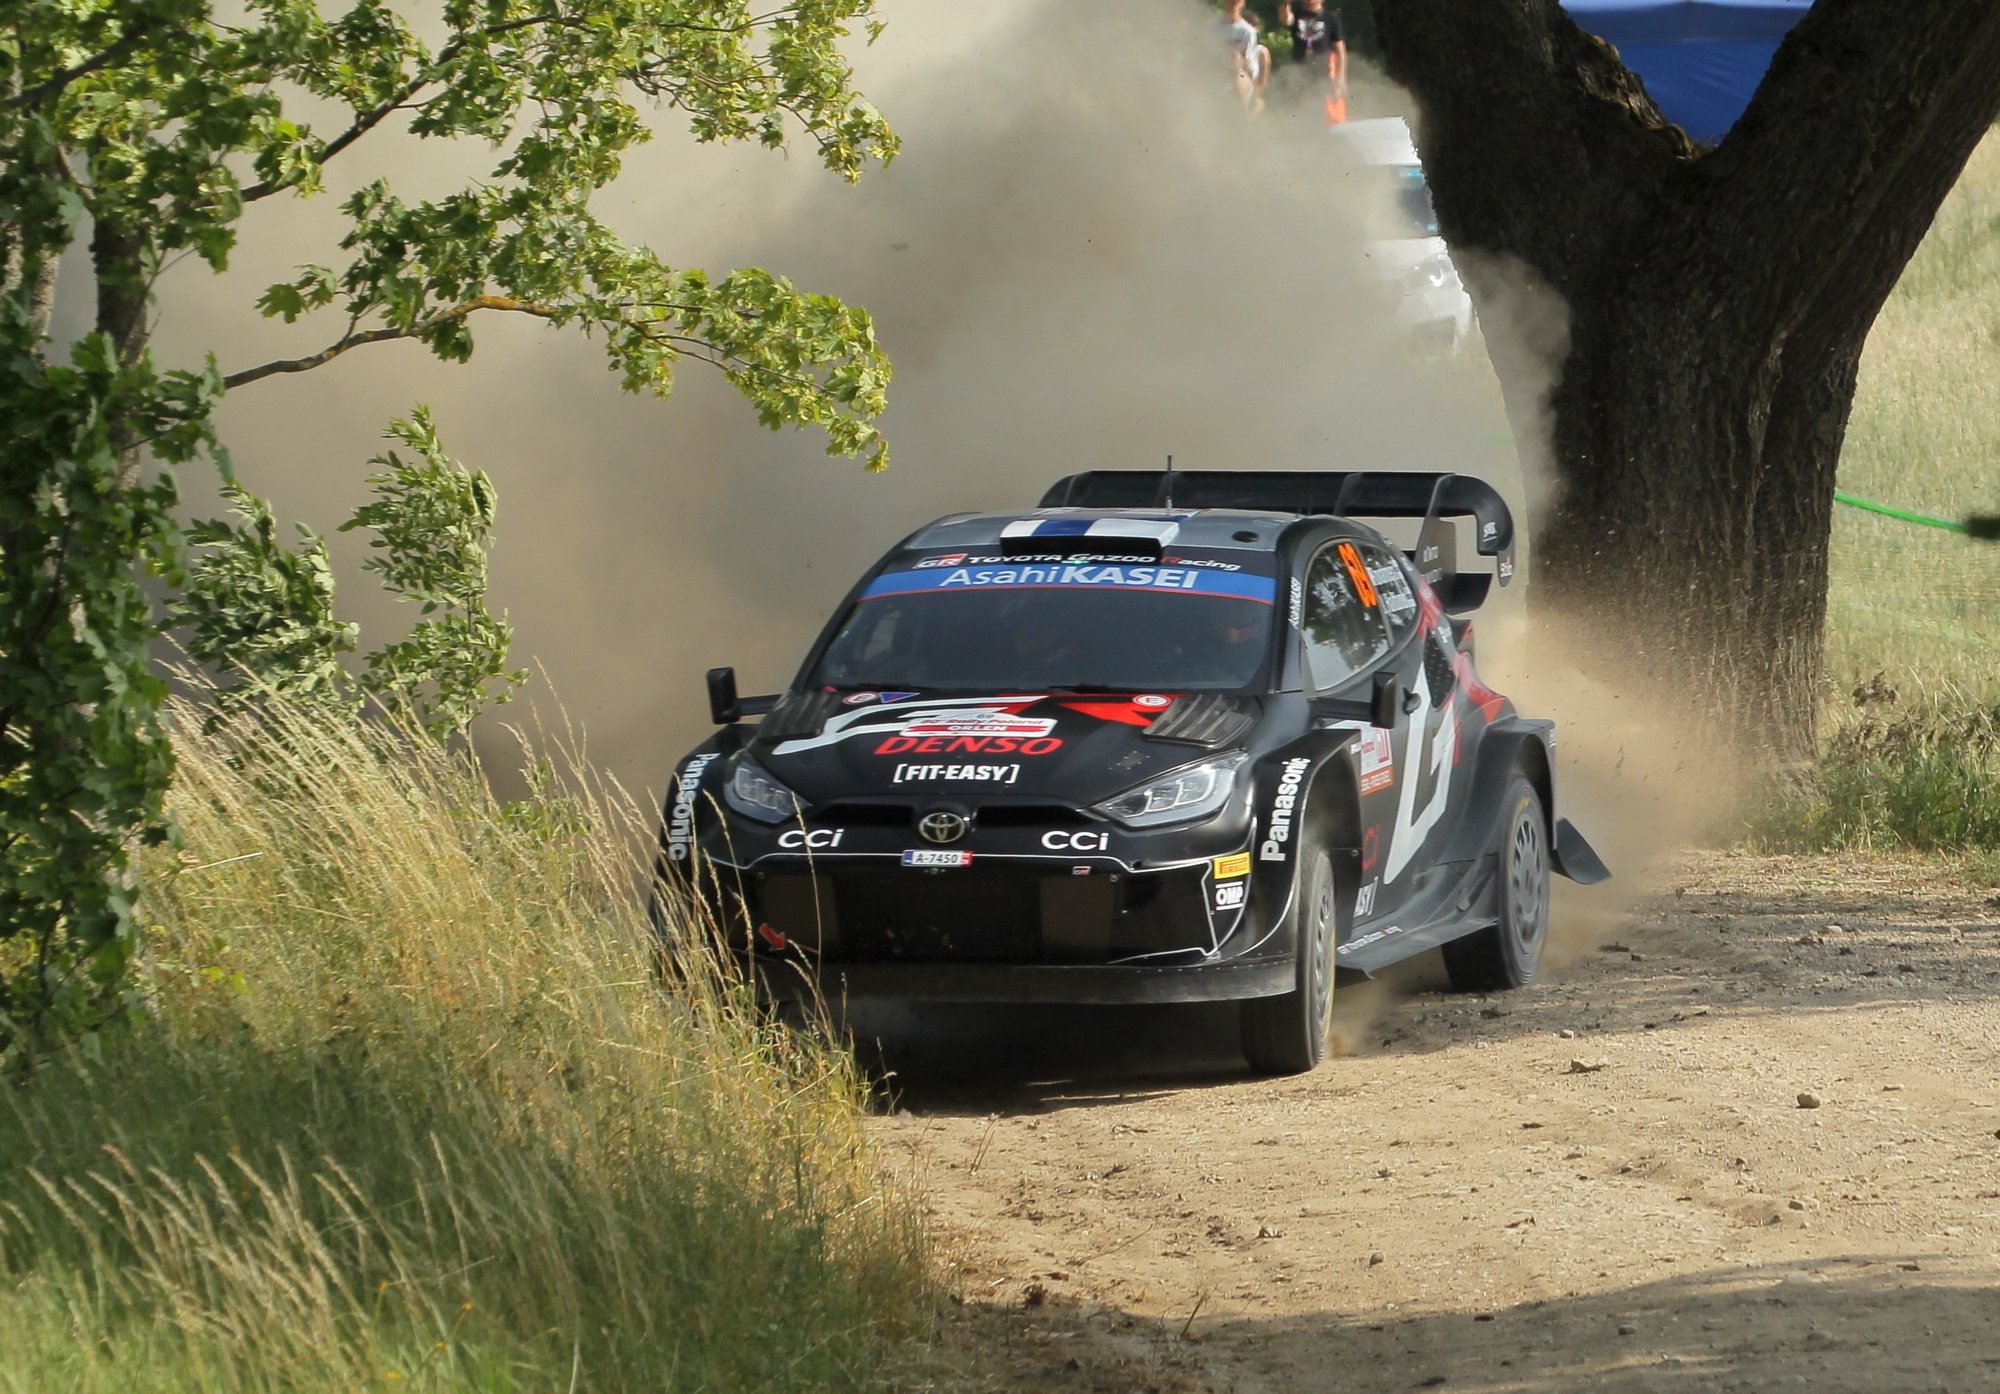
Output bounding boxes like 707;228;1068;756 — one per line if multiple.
1373;0;2000;758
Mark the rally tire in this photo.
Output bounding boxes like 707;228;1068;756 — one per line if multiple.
1241;844;1338;1075
1443;774;1549;992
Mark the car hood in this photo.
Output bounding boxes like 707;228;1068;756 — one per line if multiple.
750;690;1259;809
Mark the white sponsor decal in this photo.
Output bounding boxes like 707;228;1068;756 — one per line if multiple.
1338;923;1407;957
893;762;1021;784
1498;556;1515;583
1288;577;1304;629
936;563;1202;590
665;753;719;861
1354;878;1379;918
903;713;1055;738
1482;520;1498;541
902;849;973;868
1418;543;1445;585
1040;829;1109;852
842;691;880;705
1356;727;1395;795
1214;881;1247;910
1259;757;1313;862
1134;694;1173;710
777;828;845;850
1384;662;1460;884
1369;564;1418;616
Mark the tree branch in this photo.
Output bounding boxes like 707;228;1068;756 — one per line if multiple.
1705;0;2000;336
6;20;156;110
239;11;587;202
220;295;560;388
1373;0;1691;300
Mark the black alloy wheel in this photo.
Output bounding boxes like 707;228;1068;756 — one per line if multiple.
1241;844;1338;1075
1442;773;1550;992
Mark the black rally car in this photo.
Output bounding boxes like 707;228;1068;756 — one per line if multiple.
656;470;1608;1073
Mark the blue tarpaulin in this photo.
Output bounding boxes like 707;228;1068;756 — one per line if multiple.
1562;0;1814;144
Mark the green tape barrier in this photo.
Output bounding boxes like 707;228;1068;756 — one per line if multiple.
1833;489;1967;533
1836;490;2000;540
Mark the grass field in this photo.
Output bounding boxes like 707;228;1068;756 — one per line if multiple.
0;700;930;1394
1752;129;2000;856
1828;131;2000;701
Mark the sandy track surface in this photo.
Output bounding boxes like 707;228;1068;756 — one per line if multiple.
864;854;2000;1393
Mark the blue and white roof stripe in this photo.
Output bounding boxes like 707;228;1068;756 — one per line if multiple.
999;513;1194;544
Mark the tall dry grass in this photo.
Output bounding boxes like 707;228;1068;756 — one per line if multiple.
0;697;929;1393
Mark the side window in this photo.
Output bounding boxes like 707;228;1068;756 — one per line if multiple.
1359;542;1420;643
1302;541;1391;691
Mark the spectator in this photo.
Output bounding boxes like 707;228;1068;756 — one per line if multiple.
1277;0;1349;123
1219;0;1271;110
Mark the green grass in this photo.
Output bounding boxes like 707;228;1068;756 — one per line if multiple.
1828;130;2000;699
1748;681;2000;854
1757;132;2000;855
0;698;930;1394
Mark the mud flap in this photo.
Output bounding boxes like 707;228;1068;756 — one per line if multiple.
1552;818;1611;885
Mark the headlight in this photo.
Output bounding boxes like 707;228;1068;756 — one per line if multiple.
1093;752;1248;828
724;755;804;824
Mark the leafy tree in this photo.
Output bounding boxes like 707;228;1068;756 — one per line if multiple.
174;408;524;740
0;0;896;1063
1371;0;2000;756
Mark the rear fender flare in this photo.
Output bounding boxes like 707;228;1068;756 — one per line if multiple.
1440;717;1554;871
1246;734;1364;957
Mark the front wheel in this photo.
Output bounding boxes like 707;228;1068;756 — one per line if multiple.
1241;845;1338;1075
1443;774;1550;992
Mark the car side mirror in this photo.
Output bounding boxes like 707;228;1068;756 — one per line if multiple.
707;666;782;726
707;667;742;725
1369;671;1401;729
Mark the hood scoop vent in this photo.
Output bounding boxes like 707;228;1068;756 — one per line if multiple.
1143;693;1254;748
760;689;842;741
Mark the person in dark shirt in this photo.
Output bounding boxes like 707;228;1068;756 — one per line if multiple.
1277;0;1348;122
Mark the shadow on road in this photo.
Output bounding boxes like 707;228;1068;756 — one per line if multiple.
1186;1256;2000;1393
958;1256;2000;1394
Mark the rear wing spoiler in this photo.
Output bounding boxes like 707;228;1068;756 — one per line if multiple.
1038;470;1516;613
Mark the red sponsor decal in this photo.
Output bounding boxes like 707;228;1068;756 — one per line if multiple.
1361;827;1380;871
875;735;1064;756
756;922;788;950
1059;693;1182;727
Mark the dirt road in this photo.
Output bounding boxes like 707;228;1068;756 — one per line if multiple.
865;853;2000;1393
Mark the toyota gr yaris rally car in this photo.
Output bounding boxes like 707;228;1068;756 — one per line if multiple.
655;470;1608;1074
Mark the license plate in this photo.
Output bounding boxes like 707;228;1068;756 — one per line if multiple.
901;849;972;868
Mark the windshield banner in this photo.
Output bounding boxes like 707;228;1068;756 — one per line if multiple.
861;562;1277;604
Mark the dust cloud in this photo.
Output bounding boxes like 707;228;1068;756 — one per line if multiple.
150;0;1523;806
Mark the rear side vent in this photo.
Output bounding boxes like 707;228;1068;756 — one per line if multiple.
1143;693;1255;747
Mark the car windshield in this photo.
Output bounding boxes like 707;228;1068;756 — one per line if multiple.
810;554;1278;693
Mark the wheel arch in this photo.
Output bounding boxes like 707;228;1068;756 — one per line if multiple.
1441;717;1555;868
1247;735;1364;957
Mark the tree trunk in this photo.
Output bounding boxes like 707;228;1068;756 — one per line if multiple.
1373;0;2000;759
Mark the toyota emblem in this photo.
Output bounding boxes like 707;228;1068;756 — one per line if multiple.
918;810;968;844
